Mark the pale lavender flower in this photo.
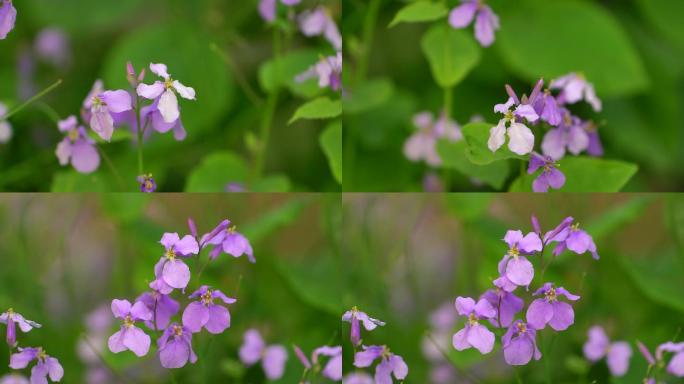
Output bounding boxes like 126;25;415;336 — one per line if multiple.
296;52;342;91
502;320;541;365
481;284;524;328
0;102;13;144
182;285;236;334
452;297;496;354
354;345;408;383
239;329;288;380
583;326;632;377
0;0;16;40
107;299;152;357
497;230;542;287
584;121;604;157
55;116;100;174
0;309;41;347
157;323;197;369
88;89;133;142
9;347;63;384
656;342;684;377
136;63;196;124
404;111;462;167
528;153;565;193
544;219;599;260
488;94;539;155
0;374;29;384
526;283;579;331
297;7;341;50
259;0;301;22
448;0;499;47
139;98;187;140
136;288;180;331
154;232;199;289
550;73;601;112
532;89;563;127
342;307;385;346
541;114;590;160
203;222;255;263
34;28;71;68
295;346;342;381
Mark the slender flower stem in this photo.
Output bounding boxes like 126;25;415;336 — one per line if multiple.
209;43;264;106
1;79;63;120
135;95;144;176
169;370;179;384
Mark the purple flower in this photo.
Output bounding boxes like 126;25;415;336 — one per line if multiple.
136;174;157;193
498;230;542;287
297;7;341;51
296;52;342;91
182;285;236;334
157;323;197;369
526;283;579;331
0;102;12;144
656;341;684;377
0;309;41;347
107;299;152;357
34;28;71;68
88;89;132;142
541;114;590;160
239;329;288;380
585;123;604;157
448;0;499;47
583;326;632;377
502;321;541;365
452;297;496;354
225;182;247;192
139;99;187;141
480;284;524;328
0;0;16;40
637;340;655;366
55;116;100;174
342;307;385;346
154;232;199;289
136;288;180;331
550;73;601;111
544;219;599;260
528;153;565;193
9;347;63;384
404;111;462;167
354;345;409;384
534;90;563;127
203;223;255;263
0;374;29;384
258;0;301;22
489;96;539;155
294;345;342;381
137;63;196;124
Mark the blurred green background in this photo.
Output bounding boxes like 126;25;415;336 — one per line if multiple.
342;0;684;191
342;193;684;382
0;0;340;192
0;193;343;383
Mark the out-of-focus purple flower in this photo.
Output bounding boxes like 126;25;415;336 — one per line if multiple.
88;89;132;142
157;323;197;369
312;346;342;381
137;63;196;124
452;297;496;354
583;326;632;377
1;309;41;347
343;372;373;384
0;374;29;384
296;52;342;91
55;116;100;174
154;233;199;289
497;230;542;287
528;153;565;193
584;122;604;157
541;114;590;160
502;321;541;365
225;182;247;192
354;345;409;383
526;283;579;331
448;0;499;47
637;341;655;365
342;307;385;346
481;285;524;328
203;222;255;263
136;288;180;331
422;173;445;192
258;0;301;22
9;347;63;383
239;329;288;380
544;219;599;260
656;342;684;377
297;7;341;51
0;102;13;144
0;0;16;40
404;111;462;167
489;95;538;155
182;285;236;334
107;299;152;357
34;28;71;68
293;345;311;369
550;73;601;112
136;174;157;193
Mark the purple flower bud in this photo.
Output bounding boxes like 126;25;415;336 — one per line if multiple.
637;341;655;365
0;309;42;348
531;215;541;235
9;347;63;383
187;218;198;238
239;329;288;380
342;307;385;346
0;0;17;40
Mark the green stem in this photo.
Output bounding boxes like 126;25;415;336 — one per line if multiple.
170;370;179;384
356;0;382;83
443;86;453;121
1;79;63;120
209;43;264;106
514;368;524;384
135;95;145;176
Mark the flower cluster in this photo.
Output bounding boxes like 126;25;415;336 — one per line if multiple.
488;75;604;192
637;339;684;381
106;218;252;370
403;111;463;167
0;0;16;40
451;215;598;366
448;0;499;47
1;308;63;384
293;345;342;382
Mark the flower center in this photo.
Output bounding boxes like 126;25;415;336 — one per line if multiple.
6;308;14;319
545;287;557;302
123;315;134;328
504;110;514;122
37;348;47;362
467;313;479;326
508;245;519;258
164;79;174;90
380;346;391;360
92;96;104;107
165;247;176;260
172;324;183;336
571;222;580;232
201;291;214;306
516;322;527;334
68;128;80;142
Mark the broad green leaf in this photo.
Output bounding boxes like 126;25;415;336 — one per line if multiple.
50;170;109;192
258;50;322;98
621;249;684;314
184;152;248;192
288;97;341;124
389;2;448;27
275;255;342;316
343;78;394;114
586;196;655;239
421;24;481;88
251;174;291;192
635;0;684;52
319;121;342;184
509;157;638;192
496;0;648;97
461;122;526;165
437;139;510;189
242;199;309;243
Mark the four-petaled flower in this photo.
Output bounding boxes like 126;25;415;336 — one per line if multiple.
353;345;408;384
137;174;157;193
550;73;601;112
1;309;41;348
55;116;100;174
182;285;236;334
107;299;152;357
583;325;632;377
342;307;385;346
155;232;200;289
545;219;599;260
296;52;342;91
502;320;541;365
452;297;496;354
293;345;342;382
157;323;197;369
526;283;580;331
656;341;684;377
9;347;63;384
238;329;288;380
448;0;499;47
203;223;255;263
488;95;539;155
498;230;542;287
136;63;196;124
404;111;462;167
541;113;590;161
88;89;132;142
528;153;565;193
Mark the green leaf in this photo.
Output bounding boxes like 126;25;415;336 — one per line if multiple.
421;24;481;88
319;121;342;184
444;193;495;221
389;1;448;27
509;157;638;192
288;97;342;124
50;171;109;192
242;199;309;243
461;122;526;165
275;255;342;316
25;0;146;31
343;78;394;114
496;0;648;97
585;196;655;239
436;140;510;189
184;152;248;192
621;248;684;314
258;50;322;98
635;0;684;52
251;174;291;192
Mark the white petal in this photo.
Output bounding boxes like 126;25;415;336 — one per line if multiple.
507;122;535;155
150;63;170;79
55;139;72;165
158;89;180;123
487;119;507;152
136;82;165;99
172;80;196;100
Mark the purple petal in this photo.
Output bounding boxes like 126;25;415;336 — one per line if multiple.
70;140;100;174
390;354;408;380
667;351;684;377
160;232;181;249
504;336;535;365
111;299;131;318
541;128;566;160
172;80;195;100
546;168;566;189
474;298;496;319
448;2;477;28
212;290;236;305
499;292;524;327
513;104;539;123
566;230;592;254
533;173;550;193
204;305;230;334
149;63;170;79
45;357;63;381
30;362;49;384
258;0;276;22
158;89;179;123
222;232;255;263
556;287;580;301
528;153;546;174
181;301;209;333
452;327;470;351
323;354;342;381
494;98;515;114
107;328;126;353
122;326;150;357
239;329;265;365
567;125;589;155
130;301;153;322
89;109;114;142
507;122;535;155
159;338;191;368
583;326;609;361
505;256;534;286
137;81;165;99
518;233;542;253
607;342;632;377
548;301;574;331
162;259;190;289
455;296;475;316
375;359;393;384
263;345;288;380
0;0;17;40
174;235;199;256
526;299;553;330
487;120;506;152
100;90;132;113
474;5;498;47
466;324;495;354
503;230;524;249
354;346;383;368
9;348;38;369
